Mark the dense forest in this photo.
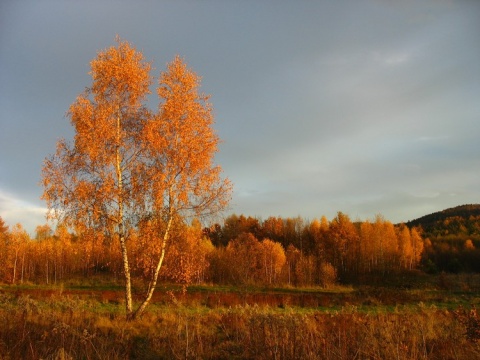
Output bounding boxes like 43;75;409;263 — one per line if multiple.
406;204;480;237
1;205;478;288
407;204;480;273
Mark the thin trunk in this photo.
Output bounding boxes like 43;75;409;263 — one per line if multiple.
120;231;133;314
21;253;25;284
12;249;18;285
116;111;133;317
413;242;417;269
131;206;174;320
288;262;291;286
264;255;268;283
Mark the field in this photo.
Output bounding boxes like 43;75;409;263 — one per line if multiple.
1;274;479;359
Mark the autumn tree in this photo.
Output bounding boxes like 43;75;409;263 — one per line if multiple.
35;224;52;241
306;216;330;283
220;214;262;244
224;233;262;285
259;238;286;285
410;227;424;268
373;216;399;274
318;261;337;288
53;224;73;280
8;224;30;284
161;219;214;286
284;244;301;286
396;224;414;270
284;216;305;252
41;38;231;319
0;217;8;236
327;212;359;278
262;216;285;245
0;217;9;282
359;220;375;274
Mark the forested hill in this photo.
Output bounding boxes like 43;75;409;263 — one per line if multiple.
406;204;480;238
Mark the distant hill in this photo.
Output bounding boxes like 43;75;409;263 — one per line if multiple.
406;204;480;238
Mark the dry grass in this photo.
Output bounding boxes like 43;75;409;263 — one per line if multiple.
0;289;479;359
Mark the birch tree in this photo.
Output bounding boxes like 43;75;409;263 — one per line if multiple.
41;38;231;319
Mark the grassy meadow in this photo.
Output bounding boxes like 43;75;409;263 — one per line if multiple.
0;274;479;359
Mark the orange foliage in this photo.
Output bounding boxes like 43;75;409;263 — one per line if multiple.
162;219;214;286
0;210;431;288
224;233;262;285
259;238;286;285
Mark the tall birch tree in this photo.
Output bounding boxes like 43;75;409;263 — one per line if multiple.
41;38;231;319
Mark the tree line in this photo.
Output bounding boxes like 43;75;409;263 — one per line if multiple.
0;212;425;287
207;213;424;285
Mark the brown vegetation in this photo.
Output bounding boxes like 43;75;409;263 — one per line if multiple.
0;285;479;359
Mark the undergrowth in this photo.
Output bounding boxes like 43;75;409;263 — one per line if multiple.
0;290;479;359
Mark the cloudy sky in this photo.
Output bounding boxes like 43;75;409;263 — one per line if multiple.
1;1;479;234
